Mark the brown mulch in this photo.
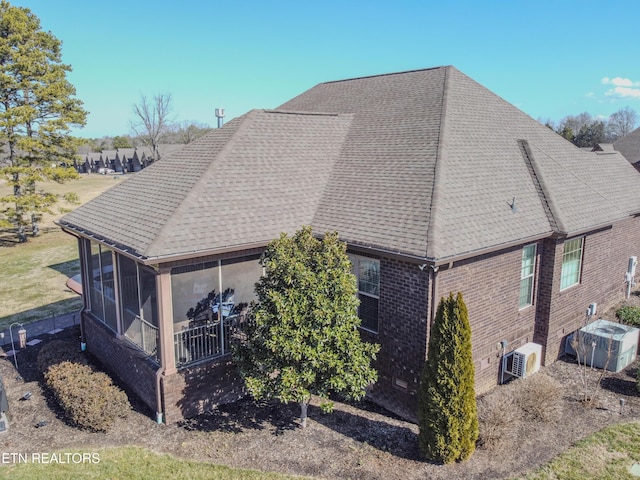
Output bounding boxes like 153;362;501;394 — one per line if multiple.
1;302;639;479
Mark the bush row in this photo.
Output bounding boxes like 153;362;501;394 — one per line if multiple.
37;340;130;432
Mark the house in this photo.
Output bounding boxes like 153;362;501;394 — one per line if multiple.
58;66;640;423
613;126;640;168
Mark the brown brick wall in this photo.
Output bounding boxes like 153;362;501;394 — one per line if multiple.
83;312;245;423
362;256;430;422
161;356;245;423
83;313;159;412
436;244;538;394
544;218;640;359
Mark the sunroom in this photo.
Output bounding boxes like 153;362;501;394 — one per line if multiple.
79;236;263;373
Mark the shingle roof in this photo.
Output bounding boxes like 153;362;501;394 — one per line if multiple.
614;126;640;164
60;110;353;260
60;66;640;263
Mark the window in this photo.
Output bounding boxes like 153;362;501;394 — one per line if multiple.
519;244;536;308
357;258;380;333
560;237;584;290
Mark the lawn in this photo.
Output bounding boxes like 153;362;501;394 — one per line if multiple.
0;446;305;480
0;174;124;329
519;421;640;480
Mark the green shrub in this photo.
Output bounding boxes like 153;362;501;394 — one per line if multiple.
44;360;130;432
418;292;478;464
615;306;640;327
37;339;88;373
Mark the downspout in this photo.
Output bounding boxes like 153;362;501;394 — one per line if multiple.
427;264;439;354
155;366;164;424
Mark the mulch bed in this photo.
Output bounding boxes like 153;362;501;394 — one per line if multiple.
0;318;639;479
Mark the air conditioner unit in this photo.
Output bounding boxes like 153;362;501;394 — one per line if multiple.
505;342;542;378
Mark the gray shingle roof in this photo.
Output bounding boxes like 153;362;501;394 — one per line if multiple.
614;126;640;164
60;110;353;260
60;66;640;263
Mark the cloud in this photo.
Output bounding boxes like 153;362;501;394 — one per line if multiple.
605;86;640;98
601;76;638;87
600;77;640;99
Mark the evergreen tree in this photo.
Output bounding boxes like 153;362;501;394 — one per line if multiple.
232;227;380;428
0;1;87;241
418;292;478;464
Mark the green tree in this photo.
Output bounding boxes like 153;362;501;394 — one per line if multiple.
573;120;605;148
0;1;87;241
418;292;478;464
112;135;132;149
232;226;380;428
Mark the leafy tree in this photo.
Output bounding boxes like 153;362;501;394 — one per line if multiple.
418;292;478;464
112;135;132;149
0;1;87;241
232;226;380;428
131;92;172;161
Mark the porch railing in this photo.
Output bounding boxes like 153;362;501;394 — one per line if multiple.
173;314;244;368
124;315;159;362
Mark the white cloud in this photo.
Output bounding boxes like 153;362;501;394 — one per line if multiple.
605;86;640;98
601;76;637;87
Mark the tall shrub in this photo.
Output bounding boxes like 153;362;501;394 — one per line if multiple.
418;292;478;463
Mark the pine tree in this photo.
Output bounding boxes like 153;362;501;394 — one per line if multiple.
232;226;380;428
418;292;478;463
0;1;87;241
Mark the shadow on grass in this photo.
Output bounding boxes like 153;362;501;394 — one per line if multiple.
47;258;80;277
0;297;82;330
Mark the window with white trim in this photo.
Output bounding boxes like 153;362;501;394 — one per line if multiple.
351;256;380;333
560;237;584;290
519;244;536;308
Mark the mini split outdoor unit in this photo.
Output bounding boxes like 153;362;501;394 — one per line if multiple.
503;342;542;379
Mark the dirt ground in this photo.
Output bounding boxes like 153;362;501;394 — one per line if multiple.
1;300;639;480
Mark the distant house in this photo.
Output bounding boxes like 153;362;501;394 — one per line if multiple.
613;126;640;168
77;144;184;173
59;66;640;423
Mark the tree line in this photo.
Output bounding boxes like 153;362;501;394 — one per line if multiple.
543;106;638;149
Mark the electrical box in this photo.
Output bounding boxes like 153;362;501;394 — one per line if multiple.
629;256;638;277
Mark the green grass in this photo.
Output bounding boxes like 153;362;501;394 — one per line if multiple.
0;446;306;480
0;174;122;329
518;421;640;480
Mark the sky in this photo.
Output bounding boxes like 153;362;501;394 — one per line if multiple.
10;0;640;139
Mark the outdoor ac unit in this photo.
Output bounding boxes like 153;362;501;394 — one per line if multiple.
505;342;542;378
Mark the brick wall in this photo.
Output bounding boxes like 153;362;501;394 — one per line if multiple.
161;356;245;423
83;312;245;423
436;244;538;394
83;313;159;412
544;218;640;359
362;256;430;422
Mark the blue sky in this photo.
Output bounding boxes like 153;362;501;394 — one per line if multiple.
11;0;640;138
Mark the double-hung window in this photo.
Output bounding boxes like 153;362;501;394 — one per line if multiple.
355;258;380;333
560;237;584;290
519;244;536;308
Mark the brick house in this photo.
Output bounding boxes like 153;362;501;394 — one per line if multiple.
59;66;640;422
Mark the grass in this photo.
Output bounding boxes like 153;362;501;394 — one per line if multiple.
0;446;306;480
2;423;639;479
0;174;122;329
518;420;640;480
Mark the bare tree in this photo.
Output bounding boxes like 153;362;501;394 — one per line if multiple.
131;93;173;161
608;106;638;141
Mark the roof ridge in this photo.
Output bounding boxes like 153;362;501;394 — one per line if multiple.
144;112;255;256
322;65;450;85
425;66;451;260
262;109;341;117
518;139;563;233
